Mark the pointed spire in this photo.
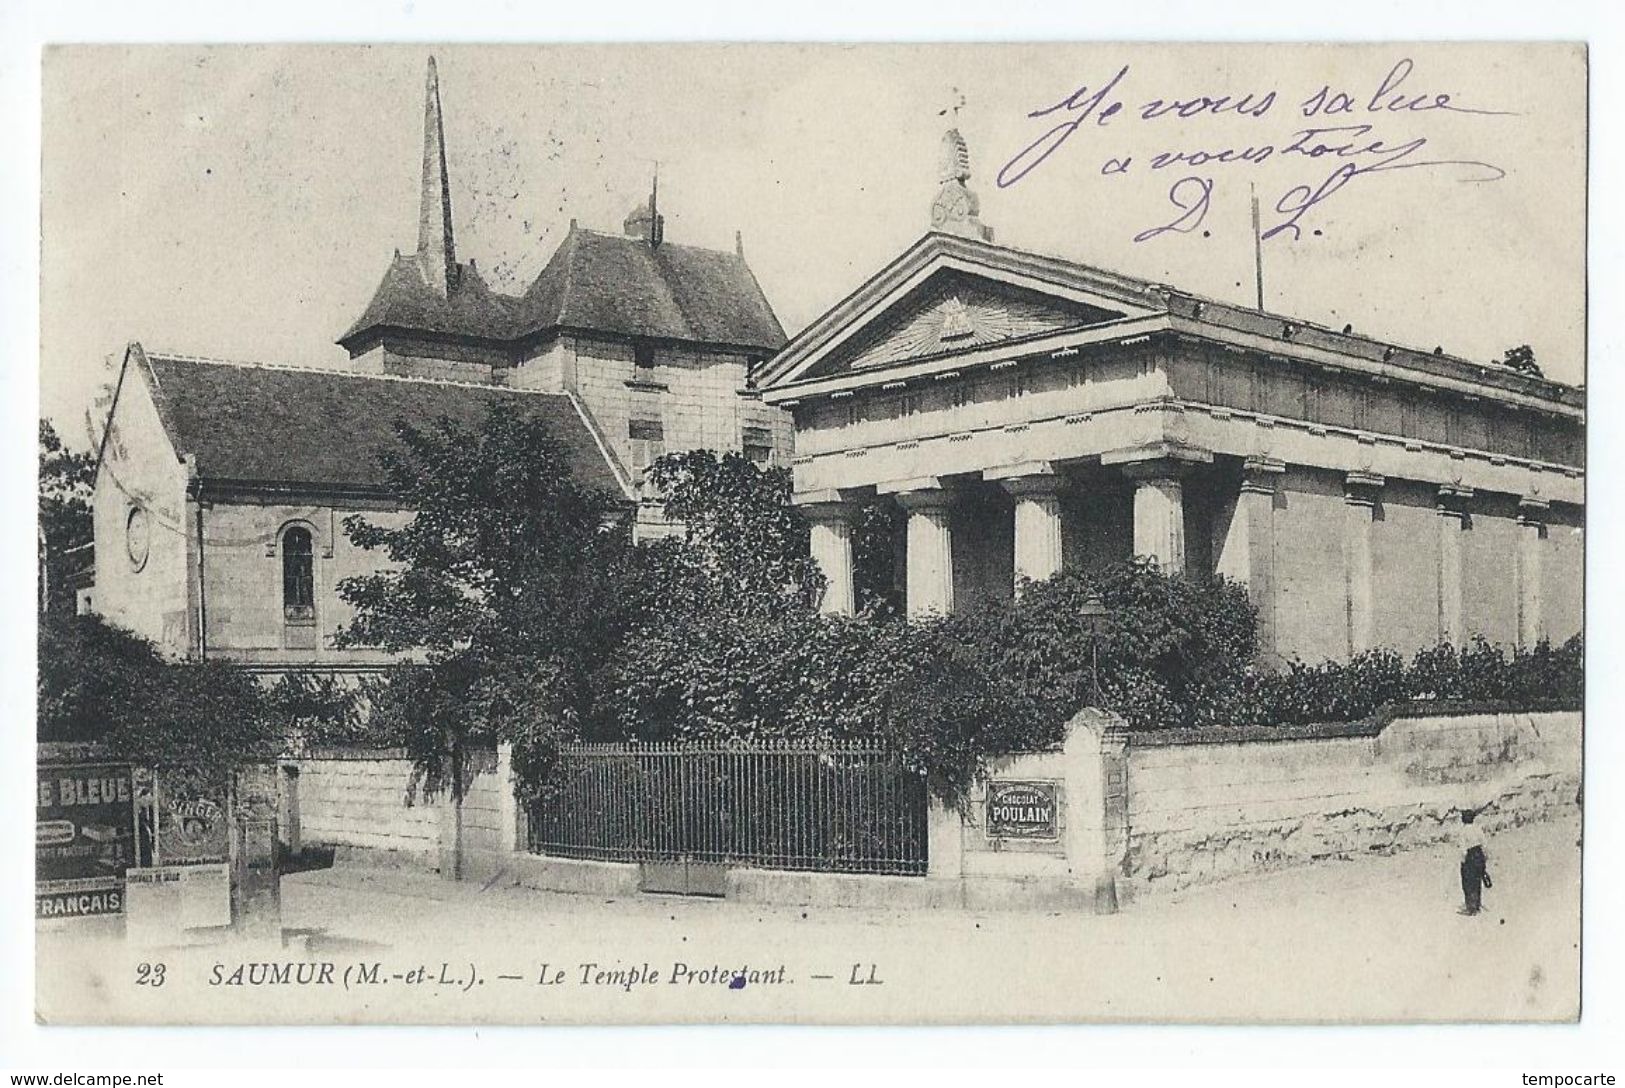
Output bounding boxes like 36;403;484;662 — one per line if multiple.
417;56;457;296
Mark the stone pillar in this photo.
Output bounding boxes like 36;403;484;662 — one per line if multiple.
277;762;302;855
1060;706;1130;914
1436;484;1473;647
801;500;859;616
496;741;522;856
230;762;282;941
1517;496;1548;649
990;463;1064;593
925;798;965;899
1123;462;1189;574
887;482;955;619
1343;472;1384;656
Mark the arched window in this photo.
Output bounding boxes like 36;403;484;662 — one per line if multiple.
282;526;315;624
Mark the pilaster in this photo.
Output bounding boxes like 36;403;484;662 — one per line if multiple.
1517;495;1549;649
1343;471;1384;655
1435;484;1473;647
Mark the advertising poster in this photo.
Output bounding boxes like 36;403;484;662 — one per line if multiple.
35;763;137;919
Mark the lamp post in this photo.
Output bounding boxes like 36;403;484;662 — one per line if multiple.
1077;596;1109;708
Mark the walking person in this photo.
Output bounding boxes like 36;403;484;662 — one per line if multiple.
1458;808;1492;916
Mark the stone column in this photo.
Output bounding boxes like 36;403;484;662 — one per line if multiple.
990;463;1064;593
799;497;859;616
1517;496;1549;649
1343;472;1384;656
885;481;955;619
1436;484;1472;648
1122;462;1189;574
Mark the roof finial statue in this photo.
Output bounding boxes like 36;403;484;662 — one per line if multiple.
417;56;458;296
931;88;993;241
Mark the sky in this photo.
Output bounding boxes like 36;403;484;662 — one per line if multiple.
39;42;1586;446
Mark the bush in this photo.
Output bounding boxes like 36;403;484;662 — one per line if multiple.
943;560;1258;733
38;613;284;778
1231;635;1583;728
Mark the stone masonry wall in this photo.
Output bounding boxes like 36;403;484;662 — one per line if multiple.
1121;710;1580;898
294;749;507;872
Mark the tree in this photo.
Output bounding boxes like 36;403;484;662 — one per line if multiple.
39;420;95;614
641;449;825;615
335;402;639;797
1502;344;1541;377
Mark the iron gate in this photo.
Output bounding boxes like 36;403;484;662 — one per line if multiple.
526;740;928;877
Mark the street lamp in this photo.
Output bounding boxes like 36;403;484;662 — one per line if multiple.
1077;595;1109;708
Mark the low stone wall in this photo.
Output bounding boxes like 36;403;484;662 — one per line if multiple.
292;747;514;875
292;709;1580;911
1120;710;1581;898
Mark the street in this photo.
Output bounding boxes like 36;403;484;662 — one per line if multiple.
38;811;1581;1024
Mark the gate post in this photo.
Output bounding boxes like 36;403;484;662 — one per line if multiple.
496;741;522;855
231;762;283;940
926;797;964;888
1061;707;1129;914
437;747;464;882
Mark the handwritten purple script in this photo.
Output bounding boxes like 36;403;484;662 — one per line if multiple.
995;59;1514;244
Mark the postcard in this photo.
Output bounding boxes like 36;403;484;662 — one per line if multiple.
35;41;1585;1026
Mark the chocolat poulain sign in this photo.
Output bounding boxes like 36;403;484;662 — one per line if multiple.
986;780;1060;840
36;763;137;918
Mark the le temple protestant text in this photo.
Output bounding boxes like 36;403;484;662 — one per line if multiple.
202;960;892;992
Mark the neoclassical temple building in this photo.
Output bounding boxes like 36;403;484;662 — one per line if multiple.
87;59;790;673
760;132;1584;664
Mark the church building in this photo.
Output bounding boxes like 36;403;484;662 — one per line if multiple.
87;58;790;674
759;128;1585;664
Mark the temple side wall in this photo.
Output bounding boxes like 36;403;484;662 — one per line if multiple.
197;501;408;669
92;369;195;656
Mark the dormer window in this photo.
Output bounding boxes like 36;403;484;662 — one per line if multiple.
742;425;773;464
628;416;666;473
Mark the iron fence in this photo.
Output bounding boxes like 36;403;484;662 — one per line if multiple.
527;739;928;876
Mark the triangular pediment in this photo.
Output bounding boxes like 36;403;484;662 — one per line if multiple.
829;270;1124;375
762;233;1165;388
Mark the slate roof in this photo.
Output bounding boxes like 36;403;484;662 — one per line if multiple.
339;254;523;347
340;227;786;355
139;351;627;499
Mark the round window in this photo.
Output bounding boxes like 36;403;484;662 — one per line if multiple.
125;505;150;571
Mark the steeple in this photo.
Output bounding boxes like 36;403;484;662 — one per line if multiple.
417;56;457;295
929;89;993;242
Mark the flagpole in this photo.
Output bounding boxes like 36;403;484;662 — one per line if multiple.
1251;182;1264;311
